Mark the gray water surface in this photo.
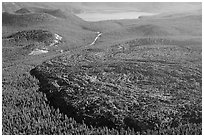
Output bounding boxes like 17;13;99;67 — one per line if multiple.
76;11;156;21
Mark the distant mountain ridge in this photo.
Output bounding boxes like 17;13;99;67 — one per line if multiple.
3;2;201;15
2;2;83;14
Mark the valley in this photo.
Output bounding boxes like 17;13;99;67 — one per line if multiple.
2;2;202;135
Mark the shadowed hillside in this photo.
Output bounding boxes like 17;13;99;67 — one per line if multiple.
2;2;83;14
2;12;59;27
15;7;67;18
2;5;99;51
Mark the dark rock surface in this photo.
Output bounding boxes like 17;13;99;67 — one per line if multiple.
30;43;202;131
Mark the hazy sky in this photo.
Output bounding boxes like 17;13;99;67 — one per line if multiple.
70;2;201;14
2;2;201;15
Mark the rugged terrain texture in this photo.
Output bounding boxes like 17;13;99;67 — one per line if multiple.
30;37;202;131
3;30;54;44
2;29;64;61
2;2;202;135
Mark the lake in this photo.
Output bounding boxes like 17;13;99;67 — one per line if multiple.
76;10;156;21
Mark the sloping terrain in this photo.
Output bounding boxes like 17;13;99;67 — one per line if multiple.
3;30;54;44
2;2;98;47
15;7;68;18
2;5;100;64
28;9;202;133
30;36;202;132
2;2;202;135
2;2;83;14
2;29;64;62
95;13;201;45
2;12;56;27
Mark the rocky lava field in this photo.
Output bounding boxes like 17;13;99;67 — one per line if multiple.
30;37;202;132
